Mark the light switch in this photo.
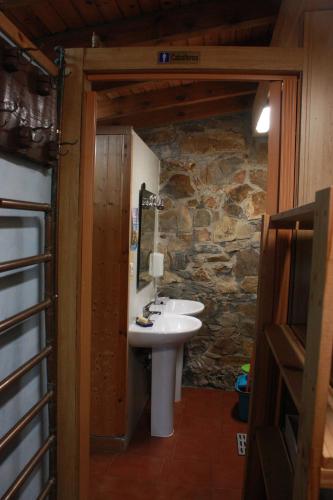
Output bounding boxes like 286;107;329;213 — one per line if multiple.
129;262;134;277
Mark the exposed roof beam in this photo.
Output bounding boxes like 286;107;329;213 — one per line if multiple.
0;11;57;76
0;0;44;6
131;17;275;47
97;94;254;129
97;81;257;120
36;0;279;49
93;80;189;96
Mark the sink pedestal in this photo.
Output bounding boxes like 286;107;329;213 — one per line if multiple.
151;346;177;437
175;344;184;402
129;313;202;437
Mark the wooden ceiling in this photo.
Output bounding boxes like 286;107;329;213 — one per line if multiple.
0;0;281;128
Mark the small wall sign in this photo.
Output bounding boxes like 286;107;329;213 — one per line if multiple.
157;51;200;64
131;207;139;251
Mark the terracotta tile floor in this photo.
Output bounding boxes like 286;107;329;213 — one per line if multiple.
90;388;247;500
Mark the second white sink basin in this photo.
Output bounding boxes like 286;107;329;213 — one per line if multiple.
150;299;204;316
129;313;202;348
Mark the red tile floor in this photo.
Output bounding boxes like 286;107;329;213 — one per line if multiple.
90;388;247;500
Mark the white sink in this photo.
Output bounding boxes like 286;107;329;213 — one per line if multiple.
129;313;202;438
128;313;202;348
150;299;204;317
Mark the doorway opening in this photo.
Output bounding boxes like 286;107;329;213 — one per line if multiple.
88;75;297;498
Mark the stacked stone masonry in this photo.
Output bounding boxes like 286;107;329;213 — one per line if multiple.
139;112;267;390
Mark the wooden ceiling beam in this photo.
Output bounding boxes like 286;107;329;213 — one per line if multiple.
92;80;179;94
97;81;257;120
0;0;44;6
131;16;276;47
97;93;255;129
35;0;279;49
0;11;58;75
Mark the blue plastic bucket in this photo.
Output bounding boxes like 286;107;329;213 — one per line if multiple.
235;374;250;422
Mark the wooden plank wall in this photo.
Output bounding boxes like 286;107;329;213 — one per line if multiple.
271;0;333;48
298;11;333;204
269;0;333;204
90;133;130;440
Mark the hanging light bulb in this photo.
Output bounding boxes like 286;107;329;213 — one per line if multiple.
256;106;270;134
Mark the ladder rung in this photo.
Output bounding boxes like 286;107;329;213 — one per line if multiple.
0;391;54;453
0;198;52;212
37;478;56;500
0;346;53;393
2;435;55;500
0;253;53;273
0;298;52;335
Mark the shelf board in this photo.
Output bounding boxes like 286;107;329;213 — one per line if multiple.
265;324;333;477
290;324;307;347
256;427;293;500
265;324;304;412
269;202;315;229
323;390;333;470
321;466;333;488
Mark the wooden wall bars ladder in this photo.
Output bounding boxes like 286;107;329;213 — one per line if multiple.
243;186;333;500
0;196;57;500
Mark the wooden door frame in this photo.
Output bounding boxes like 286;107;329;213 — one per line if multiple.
57;46;303;500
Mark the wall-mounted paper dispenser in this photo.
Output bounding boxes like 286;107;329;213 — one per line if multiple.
149;252;164;278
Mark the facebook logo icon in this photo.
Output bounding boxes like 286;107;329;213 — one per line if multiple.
158;52;170;64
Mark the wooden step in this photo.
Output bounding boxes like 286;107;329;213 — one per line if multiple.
290;324;307;347
323;390;333;470
265;324;304;411
269;202;315;229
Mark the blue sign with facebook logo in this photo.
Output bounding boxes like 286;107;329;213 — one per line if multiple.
158;52;170;64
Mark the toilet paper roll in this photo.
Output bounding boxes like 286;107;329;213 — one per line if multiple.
149;252;164;278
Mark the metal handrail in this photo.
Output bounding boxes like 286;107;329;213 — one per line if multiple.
0;346;53;393
0;253;52;273
1;435;55;500
37;478;56;500
0;298;52;335
0;198;52;212
0;391;54;453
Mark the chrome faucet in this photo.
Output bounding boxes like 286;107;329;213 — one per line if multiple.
143;301;161;319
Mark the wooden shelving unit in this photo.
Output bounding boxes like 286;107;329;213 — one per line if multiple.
243;187;333;500
256;427;293;500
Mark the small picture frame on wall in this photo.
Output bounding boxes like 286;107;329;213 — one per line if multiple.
131;207;139;251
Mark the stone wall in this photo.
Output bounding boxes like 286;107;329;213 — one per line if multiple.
139;112;267;390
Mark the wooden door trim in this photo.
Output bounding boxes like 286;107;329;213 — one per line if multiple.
78;91;97;499
266;81;282;215
58;49;95;500
243;76;299;499
87;73;299;82
83;46;303;74
58;46;302;499
58;48;85;500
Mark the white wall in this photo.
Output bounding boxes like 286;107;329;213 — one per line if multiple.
128;131;160;323
127;131;159;436
0;155;51;498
